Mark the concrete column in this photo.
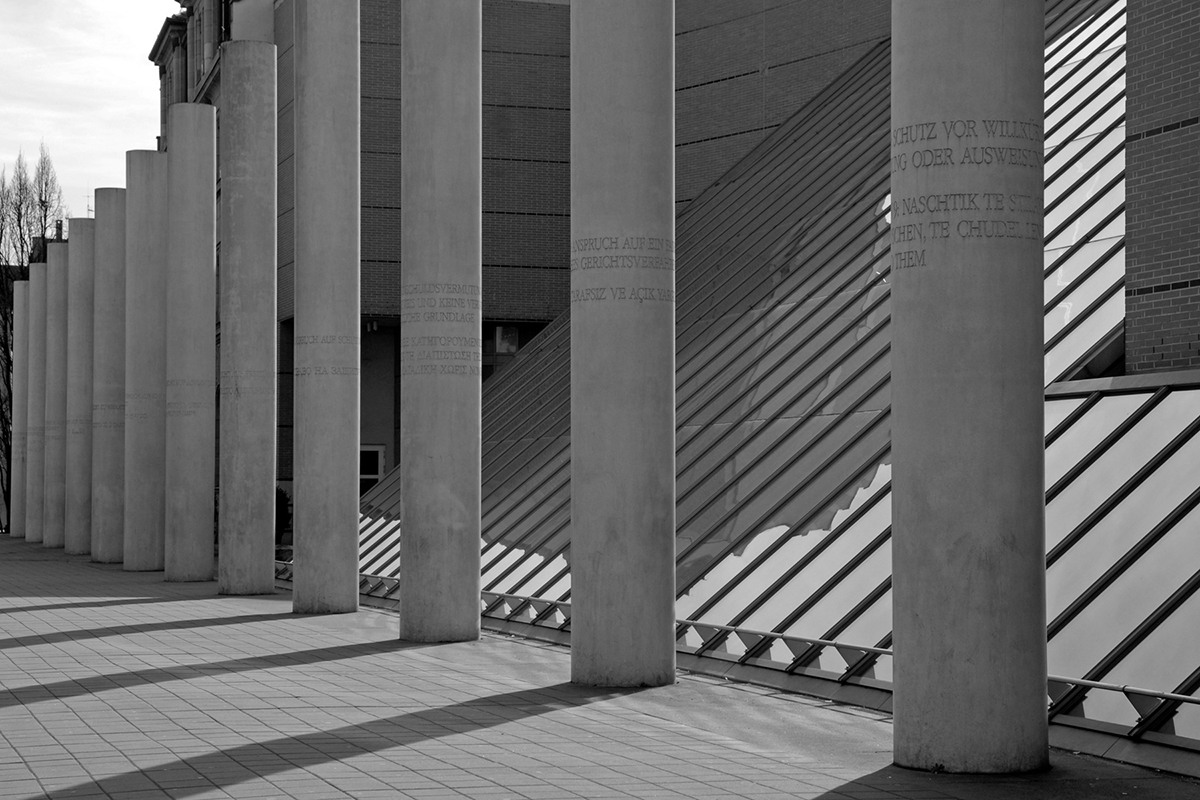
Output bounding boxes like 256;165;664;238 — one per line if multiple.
164;104;217;582
218;41;277;595
92;189;127;563
398;1;482;643
25;261;46;543
890;0;1048;773
10;281;28;538
570;1;676;687
65;219;96;554
230;0;274;43
124;151;169;572
43;241;68;549
291;0;361;613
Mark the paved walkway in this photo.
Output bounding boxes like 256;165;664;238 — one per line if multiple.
1;537;1198;800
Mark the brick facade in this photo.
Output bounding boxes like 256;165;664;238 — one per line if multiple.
1125;0;1200;372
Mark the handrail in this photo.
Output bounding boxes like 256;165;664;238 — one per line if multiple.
1049;674;1200;706
277;569;1200;720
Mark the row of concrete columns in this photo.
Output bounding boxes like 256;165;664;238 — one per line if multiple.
7;48;277;598
394;0;1049;774
5;0;1047;775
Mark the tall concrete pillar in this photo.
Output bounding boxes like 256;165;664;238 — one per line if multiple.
10;281;28;538
65;219;96;554
43;241;68;549
124;151;169;572
25;261;46;544
218;41;277;595
92;189;127;563
398;0;482;643
570;1;676;687
165;104;217;582
890;0;1048;773
291;0;361;613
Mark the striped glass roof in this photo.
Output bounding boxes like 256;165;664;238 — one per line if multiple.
350;0;1200;747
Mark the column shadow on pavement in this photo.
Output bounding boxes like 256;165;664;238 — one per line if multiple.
810;761;1200;800
0;637;427;711
0;610;300;652
0;595;204;616
18;682;632;800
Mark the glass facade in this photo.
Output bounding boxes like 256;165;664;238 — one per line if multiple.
331;0;1200;749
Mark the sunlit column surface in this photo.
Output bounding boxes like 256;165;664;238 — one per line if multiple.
291;0;361;613
10;281;28;539
91;189;127;563
165;104;217;582
65;218;96;554
43;241;68;549
124;151;169;572
890;0;1048;773
570;0;677;687
25;261;47;544
218;40;278;595
398;0;482;643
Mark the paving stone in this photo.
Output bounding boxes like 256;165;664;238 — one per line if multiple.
2;538;1200;799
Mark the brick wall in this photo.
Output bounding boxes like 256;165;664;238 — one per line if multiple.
1125;0;1200;372
674;0;891;214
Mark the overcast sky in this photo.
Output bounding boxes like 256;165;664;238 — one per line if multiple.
0;0;182;219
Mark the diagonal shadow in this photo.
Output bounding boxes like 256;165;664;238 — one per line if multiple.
20;682;633;800
0;638;426;711
810;763;1200;800
0;596;200;616
0;611;300;652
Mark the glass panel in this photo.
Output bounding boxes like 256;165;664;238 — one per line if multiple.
1048;502;1200;681
677;416;830;529
1047;79;1125;149
1043;289;1123;385
680;282;884;426
482;468;569;554
1045;392;1147;488
1045;3;1124;75
1048;429;1200;621
729;495;891;629
835;584;892;649
1044;395;1086;437
1043;249;1125;341
1046;51;1122;125
782;540;892;640
1044;148;1124;233
1044;178;1124;251
1166;688;1200;741
677;411;889;589
1047;391;1198;550
1046;128;1124;207
1088;209;1126;242
1044;238;1123;306
679;463;890;620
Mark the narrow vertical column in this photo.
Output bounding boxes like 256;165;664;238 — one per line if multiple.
10;281;28;538
291;0;361;613
43;241;68;549
124;151;169;572
570;1;676;687
398;0;482;643
165;103;218;582
25;261;47;543
92;189;127;563
890;0;1047;773
219;41;278;595
65;219;96;554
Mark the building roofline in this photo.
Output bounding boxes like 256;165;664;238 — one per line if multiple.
149;13;188;66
